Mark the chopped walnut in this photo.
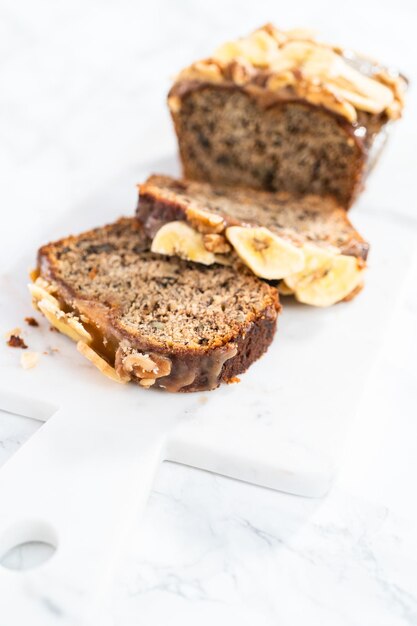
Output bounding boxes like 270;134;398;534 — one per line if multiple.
186;206;225;234
122;352;158;375
225;59;255;85
25;316;39;327
115;347;172;384
7;332;28;349
203;233;232;254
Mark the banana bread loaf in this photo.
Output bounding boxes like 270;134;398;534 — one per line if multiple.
137;175;369;307
31;218;280;392
168;24;406;208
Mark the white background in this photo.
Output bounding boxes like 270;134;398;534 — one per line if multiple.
1;1;417;624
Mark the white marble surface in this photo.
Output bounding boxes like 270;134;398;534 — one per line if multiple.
1;1;417;624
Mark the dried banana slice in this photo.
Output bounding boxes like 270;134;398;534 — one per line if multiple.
77;341;128;384
284;244;365;307
151;221;217;265
277;281;295;296
272;41;394;115
215;29;278;67
225;226;304;280
37;298;93;343
28;279;60;309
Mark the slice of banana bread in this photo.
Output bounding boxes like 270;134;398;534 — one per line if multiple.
168;24;406;208
31;218;279;392
137;175;369;307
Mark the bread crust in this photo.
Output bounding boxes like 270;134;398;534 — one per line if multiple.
36;218;280;393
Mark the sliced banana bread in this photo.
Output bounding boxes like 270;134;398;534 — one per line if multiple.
168;24;406;208
137;175;369;307
31;218;280;392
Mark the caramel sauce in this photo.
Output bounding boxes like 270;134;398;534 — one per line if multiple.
47;293;239;392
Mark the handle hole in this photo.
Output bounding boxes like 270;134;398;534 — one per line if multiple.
0;520;57;571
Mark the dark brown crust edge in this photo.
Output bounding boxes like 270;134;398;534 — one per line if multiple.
219;309;277;385
163;304;278;392
37;219;280;393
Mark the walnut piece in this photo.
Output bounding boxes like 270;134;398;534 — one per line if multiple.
115;348;172;385
7;334;28;349
203;233;232;254
25;316;39;327
126;351;171;379
122;352;158;375
185;206;225;234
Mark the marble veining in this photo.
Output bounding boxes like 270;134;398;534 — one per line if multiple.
108;466;417;626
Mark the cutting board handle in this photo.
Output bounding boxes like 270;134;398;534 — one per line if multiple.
0;405;168;625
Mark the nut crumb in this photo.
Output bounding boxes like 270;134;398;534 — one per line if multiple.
203;233;232;254
227;376;240;384
25;316;39;327
21;351;40;369
43;347;60;355
7;334;28;349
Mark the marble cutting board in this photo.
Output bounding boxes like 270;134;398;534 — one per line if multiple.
0;166;416;625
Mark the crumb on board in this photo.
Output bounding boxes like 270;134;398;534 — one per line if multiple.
49;326;58;332
24;316;39;327
21;351;40;369
7;334;28;349
43;347;60;355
